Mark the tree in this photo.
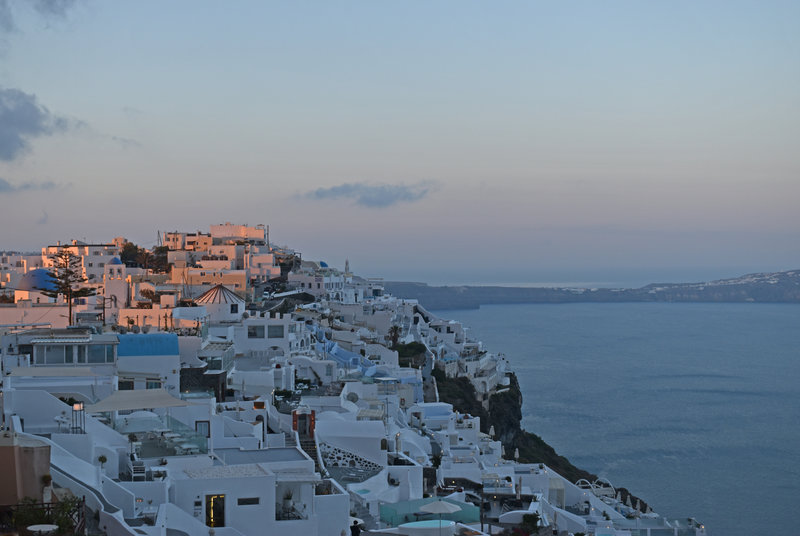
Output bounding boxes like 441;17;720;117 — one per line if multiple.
135;249;154;271
388;325;402;348
151;245;170;272
39;250;96;325
120;241;140;267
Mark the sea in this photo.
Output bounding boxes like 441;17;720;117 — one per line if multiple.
432;302;800;536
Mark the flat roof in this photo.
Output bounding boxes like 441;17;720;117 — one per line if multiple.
183;464;268;480
85;388;190;412
215;447;308;465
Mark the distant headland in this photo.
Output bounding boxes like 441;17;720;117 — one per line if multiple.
385;269;800;310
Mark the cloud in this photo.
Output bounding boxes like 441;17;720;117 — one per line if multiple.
0;0;14;33
0;177;58;193
0;0;79;34
32;0;78;19
37;210;48;225
305;181;435;208
110;135;142;149
0;87;73;161
122;106;144;116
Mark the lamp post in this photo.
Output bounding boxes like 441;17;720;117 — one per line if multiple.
71;402;85;434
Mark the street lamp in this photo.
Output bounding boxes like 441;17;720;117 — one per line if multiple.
71;402;85;434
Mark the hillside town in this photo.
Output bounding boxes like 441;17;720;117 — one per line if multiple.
0;223;706;536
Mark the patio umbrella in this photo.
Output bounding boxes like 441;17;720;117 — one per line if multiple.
419;499;461;536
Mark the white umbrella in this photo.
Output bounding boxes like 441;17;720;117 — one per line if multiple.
419;499;461;536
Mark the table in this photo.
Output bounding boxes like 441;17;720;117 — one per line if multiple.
176;442;199;455
27;524;59;535
53;416;69;432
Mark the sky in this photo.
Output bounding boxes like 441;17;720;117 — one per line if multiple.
1;1;798;286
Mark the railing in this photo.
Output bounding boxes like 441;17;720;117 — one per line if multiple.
0;497;86;534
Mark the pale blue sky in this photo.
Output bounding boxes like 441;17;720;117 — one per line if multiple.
1;1;798;285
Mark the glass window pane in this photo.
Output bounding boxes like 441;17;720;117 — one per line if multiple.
247;325;264;338
44;345;67;365
34;346;45;364
88;345;105;363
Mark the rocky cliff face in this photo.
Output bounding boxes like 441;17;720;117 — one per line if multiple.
433;369;648;510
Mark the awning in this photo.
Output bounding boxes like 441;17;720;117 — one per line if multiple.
85;388;190;412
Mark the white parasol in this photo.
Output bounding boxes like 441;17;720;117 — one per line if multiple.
419;499;461;536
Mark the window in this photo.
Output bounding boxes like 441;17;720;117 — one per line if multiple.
267;325;284;339
88;344;113;363
146;379;161;389
237;497;259;506
230;303;238;314
43;345;68;365
247;325;265;338
195;420;210;438
119;379;134;390
76;346;87;363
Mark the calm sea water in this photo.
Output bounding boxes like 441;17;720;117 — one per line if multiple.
433;303;800;536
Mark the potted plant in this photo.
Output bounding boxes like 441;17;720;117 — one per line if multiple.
282;489;293;509
97;455;107;468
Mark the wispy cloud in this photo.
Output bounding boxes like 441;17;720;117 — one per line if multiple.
122;106;144;116
304;181;435;208
37;210;49;225
0;177;58;193
32;0;79;19
111;135;142;149
0;0;14;33
0;0;79;34
0;87;76;161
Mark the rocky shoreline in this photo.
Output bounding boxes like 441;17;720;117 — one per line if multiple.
431;367;650;512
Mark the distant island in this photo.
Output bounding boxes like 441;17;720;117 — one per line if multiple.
385;269;800;310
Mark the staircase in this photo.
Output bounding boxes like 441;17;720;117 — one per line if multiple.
349;494;379;529
300;438;321;473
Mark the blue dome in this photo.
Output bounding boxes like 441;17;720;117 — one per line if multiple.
17;268;57;292
319;261;329;268
108;257;123;265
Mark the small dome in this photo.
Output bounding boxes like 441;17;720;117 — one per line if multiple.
108;257;123;265
319;261;329;268
17;268;57;292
